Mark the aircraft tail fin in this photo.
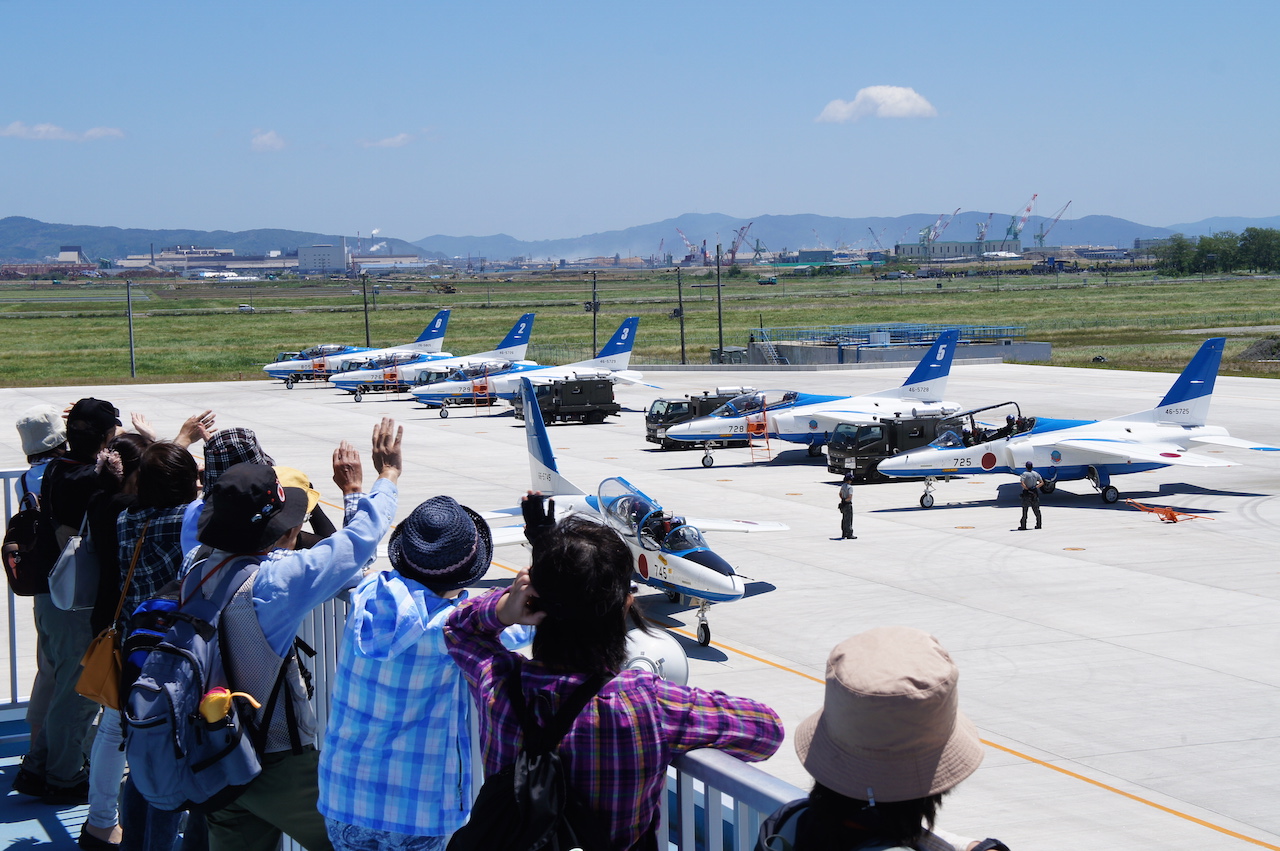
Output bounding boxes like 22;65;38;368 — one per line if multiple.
522;378;586;496
864;329;960;402
570;317;639;370
1134;337;1224;425
471;313;535;360
409;309;451;352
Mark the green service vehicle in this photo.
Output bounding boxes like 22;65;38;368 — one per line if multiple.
512;378;621;424
824;415;949;479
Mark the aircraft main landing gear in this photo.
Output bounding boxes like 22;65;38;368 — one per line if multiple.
1087;466;1120;503
807;443;823;458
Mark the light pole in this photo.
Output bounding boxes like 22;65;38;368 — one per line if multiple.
584;271;599;352
126;279;136;378
360;272;371;346
715;243;724;360
675;267;687;365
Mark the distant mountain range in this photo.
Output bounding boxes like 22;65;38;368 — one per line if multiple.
0;217;433;264
4;212;1280;265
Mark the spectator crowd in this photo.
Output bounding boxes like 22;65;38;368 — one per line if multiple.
9;397;1006;851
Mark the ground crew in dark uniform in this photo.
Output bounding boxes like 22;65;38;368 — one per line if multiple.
1019;461;1043;530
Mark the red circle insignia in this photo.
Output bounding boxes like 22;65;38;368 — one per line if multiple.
637;553;649;579
981;452;997;470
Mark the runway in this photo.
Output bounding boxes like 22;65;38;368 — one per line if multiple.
3;360;1279;849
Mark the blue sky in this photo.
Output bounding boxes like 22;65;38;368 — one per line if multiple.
3;0;1277;241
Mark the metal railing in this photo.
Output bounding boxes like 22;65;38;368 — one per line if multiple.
2;472;803;849
757;322;1024;346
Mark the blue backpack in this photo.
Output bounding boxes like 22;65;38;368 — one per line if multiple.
124;555;294;813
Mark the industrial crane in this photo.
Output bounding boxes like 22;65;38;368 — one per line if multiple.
935;208;961;242
811;229;829;251
1003;193;1038;248
867;227;888;252
728;222;754;265
1033;201;1072;248
976;212;995;242
675;227;706;265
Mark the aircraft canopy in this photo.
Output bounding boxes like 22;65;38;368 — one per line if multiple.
710;389;798;418
598;477;705;553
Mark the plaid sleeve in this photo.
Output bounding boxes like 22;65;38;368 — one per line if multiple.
653;678;784;762
342;492;364;525
443;588;516;690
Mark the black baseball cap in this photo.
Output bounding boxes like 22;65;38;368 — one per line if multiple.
198;463;309;553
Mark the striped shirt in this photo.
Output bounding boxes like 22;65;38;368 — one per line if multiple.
444;589;784;850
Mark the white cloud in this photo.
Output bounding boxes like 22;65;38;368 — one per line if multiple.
251;129;286;152
0;121;124;141
816;86;937;123
363;132;412;148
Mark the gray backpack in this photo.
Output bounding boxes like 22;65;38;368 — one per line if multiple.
124;555;301;812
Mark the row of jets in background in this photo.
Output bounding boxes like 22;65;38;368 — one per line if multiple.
264;320;1278;645
266;316;1278;510
263;310;653;407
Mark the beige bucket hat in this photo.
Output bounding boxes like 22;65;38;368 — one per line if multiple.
794;626;983;803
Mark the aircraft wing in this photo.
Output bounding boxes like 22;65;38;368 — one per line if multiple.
487;524;529;548
1052;438;1237;468
610;370;663;389
680;517;790;533
1188;435;1280;452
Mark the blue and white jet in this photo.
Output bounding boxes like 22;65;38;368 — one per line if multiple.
263;309;451;387
664;329;962;466
330;313;536;400
879;337;1280;506
410;316;652;413
483;378;787;646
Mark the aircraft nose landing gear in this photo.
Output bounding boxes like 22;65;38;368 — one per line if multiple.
695;600;712;646
919;476;937;508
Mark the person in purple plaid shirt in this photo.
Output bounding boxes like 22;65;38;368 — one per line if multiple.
445;498;783;851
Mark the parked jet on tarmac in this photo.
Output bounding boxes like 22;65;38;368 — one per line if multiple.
331;313;535;400
664;329;962;466
482;378;787;646
264;309;451;387
410;316;651;412
878;337;1280;506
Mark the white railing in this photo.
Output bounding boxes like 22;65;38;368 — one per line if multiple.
2;475;804;849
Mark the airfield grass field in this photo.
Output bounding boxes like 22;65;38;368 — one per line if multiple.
4;268;1280;386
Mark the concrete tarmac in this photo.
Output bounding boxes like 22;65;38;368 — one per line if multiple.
3;360;1279;850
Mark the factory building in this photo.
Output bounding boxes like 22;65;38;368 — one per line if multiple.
298;244;349;273
894;239;1021;259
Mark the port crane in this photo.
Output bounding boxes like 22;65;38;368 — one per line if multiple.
728;222;754;265
1002;193;1038;250
1033;201;1072;247
675;227;707;265
976;212;995;242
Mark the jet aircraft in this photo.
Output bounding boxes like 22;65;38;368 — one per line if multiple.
878;337;1280;506
410;316;652;413
483;378;787;646
264;309;451;387
664;329;962;466
330;313;535;400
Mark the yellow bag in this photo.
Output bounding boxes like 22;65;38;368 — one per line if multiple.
76;626;123;709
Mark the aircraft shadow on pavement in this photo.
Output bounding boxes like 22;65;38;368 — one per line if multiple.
870;480;1261;515
658;447;828;470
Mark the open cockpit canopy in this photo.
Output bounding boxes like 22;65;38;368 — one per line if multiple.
710;389;798;418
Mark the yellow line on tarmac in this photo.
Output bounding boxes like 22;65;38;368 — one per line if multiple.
489;559;1278;849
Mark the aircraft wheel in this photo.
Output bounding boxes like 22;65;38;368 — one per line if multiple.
1040;481;1056;494
697;623;711;647
284;378;294;390
807;443;822;458
1101;485;1119;503
665;589;680;604
353;391;363;403
701;455;714;468
438;406;449;419
920;493;935;508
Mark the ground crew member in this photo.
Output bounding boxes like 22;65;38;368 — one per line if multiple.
838;474;856;539
1019;461;1043;530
